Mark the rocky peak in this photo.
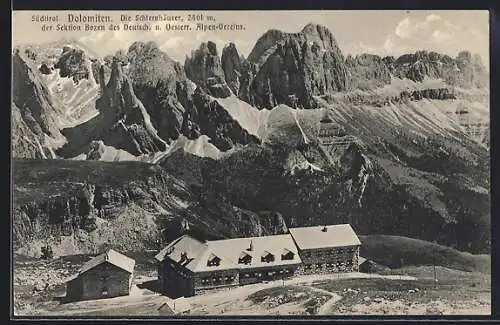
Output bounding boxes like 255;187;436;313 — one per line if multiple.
244;23;348;109
345;53;392;89
127;41;185;86
88;58;168;155
391;50;488;88
300;23;339;51
221;42;243;94
54;46;90;84
247;29;288;64
185;41;231;98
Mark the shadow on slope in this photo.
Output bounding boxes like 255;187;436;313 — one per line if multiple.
359;235;490;273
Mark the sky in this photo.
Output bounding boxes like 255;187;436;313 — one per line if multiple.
12;10;489;67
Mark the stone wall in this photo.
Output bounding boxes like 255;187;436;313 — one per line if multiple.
296;245;359;275
80;263;133;300
66;277;83;301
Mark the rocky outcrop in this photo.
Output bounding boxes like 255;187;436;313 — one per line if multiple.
54;46;90;84
125;41;189;143
57;58;168;157
185;41;231;98
242;23;349;109
12;158;292;257
329;87;456;107
221;42;243;95
11;102;50;159
182;87;261;151
38;63;52;75
12;50;65;158
12;159;194;256
96;59;168;155
345;54;392;90
392;50;488;89
247;29;288;65
12;50;62;138
220;42;258;105
237;59;259;106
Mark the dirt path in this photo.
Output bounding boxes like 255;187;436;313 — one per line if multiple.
46;294;166;316
40;272;419;316
303;286;341;315
186;272;416;315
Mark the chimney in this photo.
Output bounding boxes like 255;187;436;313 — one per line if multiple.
249;240;254;251
322;226;328;232
180;251;188;263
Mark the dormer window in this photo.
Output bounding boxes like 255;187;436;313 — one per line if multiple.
179;252;188;264
281;249;294;261
238;252;252;265
261;251;275;263
207;253;221;267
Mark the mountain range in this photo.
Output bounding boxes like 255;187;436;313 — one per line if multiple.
11;23;490;258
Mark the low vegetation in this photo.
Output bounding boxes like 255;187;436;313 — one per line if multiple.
359;235;491;273
310;271;490;315
246;285;331;314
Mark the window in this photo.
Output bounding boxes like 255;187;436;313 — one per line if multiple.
100;276;109;296
101;283;108;296
261;251;275;263
207;253;221;267
238;252;252;265
304;264;312;270
281;249;295;261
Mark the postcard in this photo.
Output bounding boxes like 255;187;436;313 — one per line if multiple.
11;10;490;317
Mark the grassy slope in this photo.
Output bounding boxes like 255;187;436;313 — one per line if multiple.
359;235;490;273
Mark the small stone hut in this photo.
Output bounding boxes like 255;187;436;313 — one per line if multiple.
65;249;135;301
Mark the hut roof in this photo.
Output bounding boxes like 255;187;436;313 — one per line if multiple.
155;234;301;273
72;249;135;279
289;224;361;250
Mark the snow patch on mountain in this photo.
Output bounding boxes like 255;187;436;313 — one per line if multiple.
70;141;138;161
166;135;224;160
215;94;271;139
290;160;323;175
41;66;99;128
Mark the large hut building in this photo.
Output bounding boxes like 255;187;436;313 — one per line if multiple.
154;234;302;297
155;223;361;298
65;249;136;301
289;224;361;275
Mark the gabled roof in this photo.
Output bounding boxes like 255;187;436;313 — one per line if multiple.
197;234;302;272
289;224;361;250
261;250;273;258
239;251;251;259
208;253;220;261
156;234;302;273
75;249;135;277
154;235;208;272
